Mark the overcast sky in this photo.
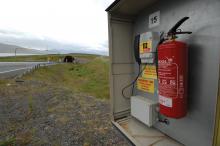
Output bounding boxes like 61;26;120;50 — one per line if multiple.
0;0;114;55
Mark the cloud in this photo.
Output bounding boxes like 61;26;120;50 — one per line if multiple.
0;0;114;55
0;29;108;55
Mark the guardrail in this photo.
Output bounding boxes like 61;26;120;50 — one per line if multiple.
0;62;57;79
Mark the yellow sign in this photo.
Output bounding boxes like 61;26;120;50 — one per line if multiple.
137;77;154;93
147;40;152;50
142;65;157;79
139;40;152;54
139;43;144;54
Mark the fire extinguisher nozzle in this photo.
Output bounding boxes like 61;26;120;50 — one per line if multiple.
158;118;170;125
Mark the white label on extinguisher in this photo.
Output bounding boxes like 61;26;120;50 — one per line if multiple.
159;95;172;107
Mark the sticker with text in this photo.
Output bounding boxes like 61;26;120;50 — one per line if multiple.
137;77;154;93
159;95;172;107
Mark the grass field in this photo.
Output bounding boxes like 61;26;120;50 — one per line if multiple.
0;54;110;99
0;54;110;100
23;55;109;99
0;53;98;62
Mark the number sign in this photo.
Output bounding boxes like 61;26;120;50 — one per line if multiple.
149;11;160;28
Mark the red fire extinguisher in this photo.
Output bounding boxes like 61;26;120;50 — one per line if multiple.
158;17;192;118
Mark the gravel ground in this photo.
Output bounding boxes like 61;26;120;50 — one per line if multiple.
0;80;129;146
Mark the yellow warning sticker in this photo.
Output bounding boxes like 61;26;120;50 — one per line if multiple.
137;77;155;93
147;40;152;50
142;65;157;79
139;40;152;54
139;43;144;54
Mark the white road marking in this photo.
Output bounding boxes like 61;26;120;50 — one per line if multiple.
0;67;33;74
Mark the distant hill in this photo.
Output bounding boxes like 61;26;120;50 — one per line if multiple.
0;43;45;54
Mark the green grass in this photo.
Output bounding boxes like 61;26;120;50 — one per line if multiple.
23;55;109;99
0;137;16;146
0;53;99;62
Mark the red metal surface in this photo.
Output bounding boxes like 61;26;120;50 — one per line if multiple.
158;40;188;118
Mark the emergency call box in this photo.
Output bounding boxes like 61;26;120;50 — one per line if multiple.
139;32;160;64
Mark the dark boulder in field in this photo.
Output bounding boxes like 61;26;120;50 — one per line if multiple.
63;56;75;63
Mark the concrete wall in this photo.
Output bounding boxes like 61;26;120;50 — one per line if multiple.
133;0;220;146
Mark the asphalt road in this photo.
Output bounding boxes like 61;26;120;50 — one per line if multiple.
0;62;49;78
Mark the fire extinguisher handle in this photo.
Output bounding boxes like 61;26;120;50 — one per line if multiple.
168;17;190;35
173;31;192;35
